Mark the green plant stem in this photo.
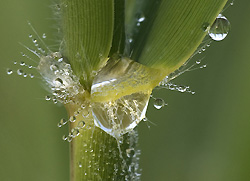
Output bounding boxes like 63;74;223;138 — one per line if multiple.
61;1;140;180
66;104;140;181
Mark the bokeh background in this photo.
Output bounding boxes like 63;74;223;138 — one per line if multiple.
0;1;249;181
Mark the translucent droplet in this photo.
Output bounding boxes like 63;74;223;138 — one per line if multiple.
17;69;23;75
7;69;13;75
78;121;85;128
29;74;34;78
70;116;76;122
54;78;63;86
153;98;165;109
91;57;160;139
23;73;28;78
29;34;33;38
32;39;37;43
67;136;72;142
126;148;134;158
57;122;62;128
138;16;145;23
209;14;230;41
58;58;63;62
42;33;46;39
45;95;51;101
20;61;25;66
62;135;67;141
196;60;201;64
78;161;82;168
60;118;67;125
178;85;187;93
71;128;80;138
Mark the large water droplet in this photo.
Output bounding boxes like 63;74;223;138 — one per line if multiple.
91;56;159;139
209;14;230;41
153;98;165;109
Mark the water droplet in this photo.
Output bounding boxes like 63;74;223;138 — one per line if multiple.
32;39;37;43
29;74;34;78
209;14;230;41
42;33;46;39
57;122;62;128
7;69;13;75
202;22;210;32
67;136;72;142
153;98;165;109
178;85;187;92
70;116;76;122
78;162;82;168
60;118;67;125
71;128;80;137
17;69;23;75
58;58;63;62
29;34;33;38
91;57;154;139
13;61;17;65
55;78;63;85
78;121;85;128
196;60;201;64
23;73;28;78
45;95;51;101
138;16;145;23
19;61;25;66
62;135;67;141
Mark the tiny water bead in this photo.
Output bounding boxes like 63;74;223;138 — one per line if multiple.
136;12;145;26
153;98;165;109
78;121;86;128
209;14;230;41
42;33;46;39
202;22;210;32
6;69;13;75
17;69;24;75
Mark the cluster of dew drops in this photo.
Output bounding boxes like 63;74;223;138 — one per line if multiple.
6;22;90;142
6;5;231;141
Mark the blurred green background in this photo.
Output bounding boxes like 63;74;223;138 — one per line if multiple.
0;1;249;181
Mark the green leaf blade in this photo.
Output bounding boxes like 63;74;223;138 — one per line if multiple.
131;0;228;75
62;0;114;89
